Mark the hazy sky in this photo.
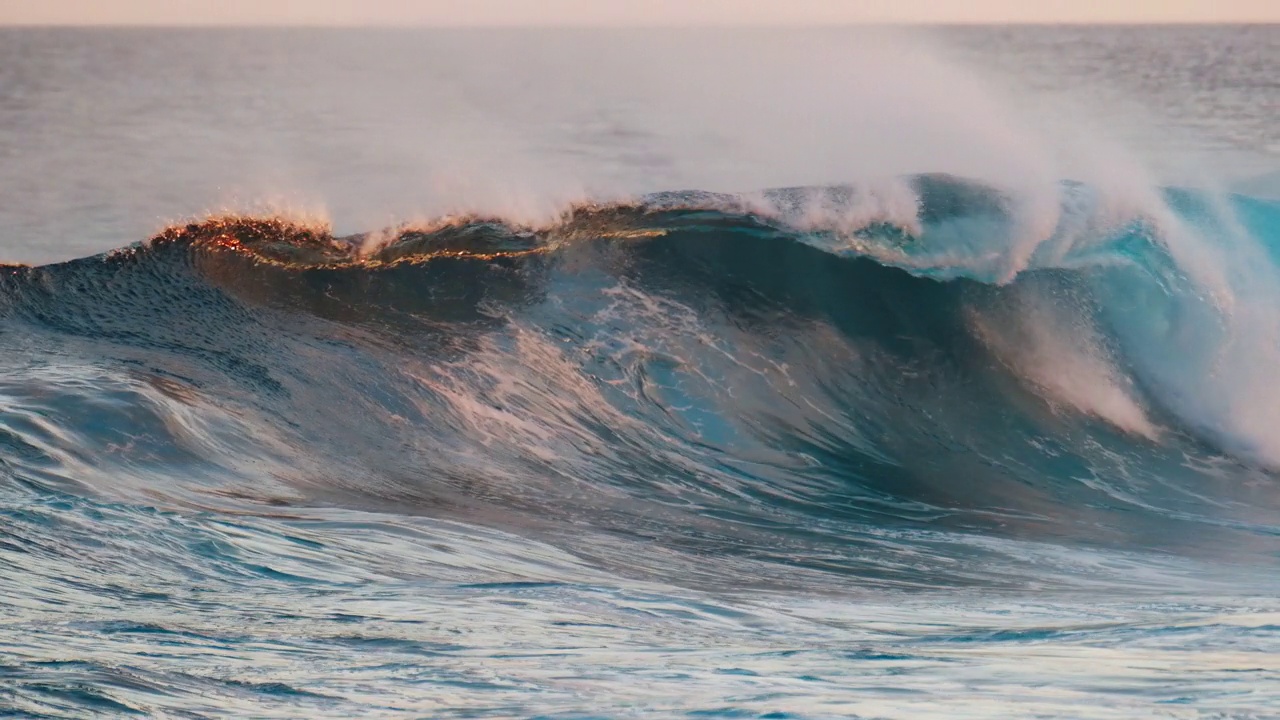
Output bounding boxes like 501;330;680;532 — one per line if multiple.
1;0;1278;25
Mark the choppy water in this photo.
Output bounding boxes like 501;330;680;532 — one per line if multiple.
1;26;1279;719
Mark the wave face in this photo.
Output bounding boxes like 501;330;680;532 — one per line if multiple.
4;175;1280;717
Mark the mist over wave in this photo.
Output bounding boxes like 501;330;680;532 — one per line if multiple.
4;26;1275;265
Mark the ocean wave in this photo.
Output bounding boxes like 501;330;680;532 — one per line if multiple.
1;174;1279;590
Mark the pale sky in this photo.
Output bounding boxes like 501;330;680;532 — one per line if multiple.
1;0;1277;26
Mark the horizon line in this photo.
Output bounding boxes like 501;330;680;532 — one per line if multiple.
1;19;1277;28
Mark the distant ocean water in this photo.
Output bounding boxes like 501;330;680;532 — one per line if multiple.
1;25;1278;719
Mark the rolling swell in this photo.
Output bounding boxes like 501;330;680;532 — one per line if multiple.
1;175;1279;590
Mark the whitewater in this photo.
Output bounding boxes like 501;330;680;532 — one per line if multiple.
1;25;1278;719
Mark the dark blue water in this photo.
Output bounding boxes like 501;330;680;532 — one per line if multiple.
2;26;1279;719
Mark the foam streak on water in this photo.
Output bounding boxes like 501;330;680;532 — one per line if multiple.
4;491;1278;719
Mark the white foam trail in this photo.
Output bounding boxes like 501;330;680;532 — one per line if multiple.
1138;191;1280;467
741;179;924;238
968;291;1160;440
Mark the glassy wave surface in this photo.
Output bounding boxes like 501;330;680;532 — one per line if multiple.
2;174;1280;717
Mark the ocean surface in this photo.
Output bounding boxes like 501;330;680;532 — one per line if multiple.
0;25;1278;719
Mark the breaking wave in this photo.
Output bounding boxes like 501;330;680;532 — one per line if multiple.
2;174;1279;592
